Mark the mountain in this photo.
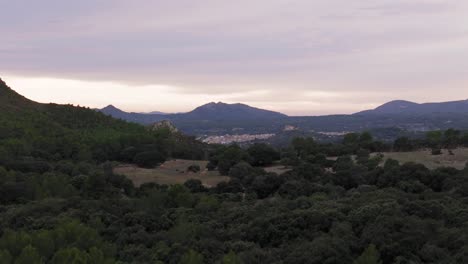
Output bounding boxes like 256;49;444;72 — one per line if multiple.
356;99;468;115
184;102;287;120
146;111;167;115
100;102;286;122
97;99;468;136
100;105;167;124
101;105;128;117
98;102;288;135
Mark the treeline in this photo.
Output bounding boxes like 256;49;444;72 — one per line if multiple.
206;132;389;176
393;129;468;152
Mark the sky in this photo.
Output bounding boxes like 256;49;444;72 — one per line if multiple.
1;0;468;116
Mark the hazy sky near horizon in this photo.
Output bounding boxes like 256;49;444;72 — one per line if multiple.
1;0;468;115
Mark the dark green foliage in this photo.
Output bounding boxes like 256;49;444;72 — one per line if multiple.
0;220;115;263
393;137;414;152
354;244;382;264
209;144;250;175
187;164;201;173
246;143;279;166
133;150;166;168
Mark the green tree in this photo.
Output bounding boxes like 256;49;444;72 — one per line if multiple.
247;143;279;166
0;250;13;264
292;137;317;158
168;184;195;208
217;145;250;175
393;137;413;152
133;150;166;168
223;250;243;264
179;249;204;264
0;230;32;257
14;245;43;264
32;231;55;260
353;244;382;264
50;247;88;264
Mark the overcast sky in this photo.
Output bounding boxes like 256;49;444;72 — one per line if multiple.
1;0;468;115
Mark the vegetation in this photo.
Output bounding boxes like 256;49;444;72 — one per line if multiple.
2;80;468;263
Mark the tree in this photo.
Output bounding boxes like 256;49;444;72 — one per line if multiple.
217;145;250;175
223;250;243;264
32;230;55;260
426;131;443;148
353;244;382;264
359;132;373;146
50;247;88;264
393;137;413;152
168;184;195;208
247;143;279;166
0;250;12;264
292;137;317;158
179;249;204;264
343;133;360;146
187;164;201;173
133;150;166;168
184;179;206;193
15;245;43;264
444;129;461;149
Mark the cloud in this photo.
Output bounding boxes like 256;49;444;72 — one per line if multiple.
1;0;468;114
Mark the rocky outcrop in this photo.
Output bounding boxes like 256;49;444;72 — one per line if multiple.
150;120;178;133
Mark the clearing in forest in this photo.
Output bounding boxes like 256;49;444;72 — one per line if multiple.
114;159;229;187
376;148;468;170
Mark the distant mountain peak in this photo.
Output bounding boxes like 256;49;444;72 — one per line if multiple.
374;100;418;111
187;101;287;120
356;99;468;115
102;104;119;110
100;105;128;116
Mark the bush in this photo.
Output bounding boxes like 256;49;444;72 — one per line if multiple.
206;161;217;171
431;148;442;156
133;151;166;168
187;165;201;173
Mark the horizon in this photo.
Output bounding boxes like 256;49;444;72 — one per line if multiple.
2;1;468;115
4;76;468;117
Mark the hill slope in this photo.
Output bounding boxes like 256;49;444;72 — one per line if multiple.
0;78;206;166
356;99;468;115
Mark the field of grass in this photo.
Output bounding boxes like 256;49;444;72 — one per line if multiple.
114;159;230;187
376;148;468;170
263;164;292;174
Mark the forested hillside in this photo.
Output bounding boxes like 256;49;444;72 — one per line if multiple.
0;78;206;168
1;79;468;263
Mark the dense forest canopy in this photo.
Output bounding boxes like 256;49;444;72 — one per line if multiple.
1;79;468;263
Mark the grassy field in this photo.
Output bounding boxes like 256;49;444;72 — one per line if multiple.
114;159;229;187
263;164;292;174
376;148;468;170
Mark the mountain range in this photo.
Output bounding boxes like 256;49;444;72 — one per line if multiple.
101;98;468;123
101;102;286;121
356;99;468;115
2;76;468;137
98;98;468;136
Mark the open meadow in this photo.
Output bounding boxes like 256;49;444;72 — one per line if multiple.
377;148;468;170
114;159;230;187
